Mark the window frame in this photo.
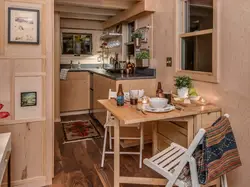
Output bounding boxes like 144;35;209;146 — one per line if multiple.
175;0;219;83
61;32;93;56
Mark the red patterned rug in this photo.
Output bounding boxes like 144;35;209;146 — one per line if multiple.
62;120;101;143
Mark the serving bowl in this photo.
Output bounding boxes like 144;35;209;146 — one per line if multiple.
189;95;201;101
149;97;168;108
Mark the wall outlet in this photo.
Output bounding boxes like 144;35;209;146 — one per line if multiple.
166;57;172;67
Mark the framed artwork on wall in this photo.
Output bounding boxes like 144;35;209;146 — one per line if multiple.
8;7;40;44
21;92;37;107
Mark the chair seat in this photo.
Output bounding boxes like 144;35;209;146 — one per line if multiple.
144;143;189;187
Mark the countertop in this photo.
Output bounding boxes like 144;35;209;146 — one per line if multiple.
66;68;156;80
0;133;11;184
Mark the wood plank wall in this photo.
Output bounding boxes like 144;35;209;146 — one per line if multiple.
0;0;54;186
153;0;250;186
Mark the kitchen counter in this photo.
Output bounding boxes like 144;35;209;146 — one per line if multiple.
0;133;11;184
66;68;156;80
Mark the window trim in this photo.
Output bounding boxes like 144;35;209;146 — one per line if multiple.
61;32;93;56
175;0;219;83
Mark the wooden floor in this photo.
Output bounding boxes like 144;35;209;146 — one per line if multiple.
53;115;162;187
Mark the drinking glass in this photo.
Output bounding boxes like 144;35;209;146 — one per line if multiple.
129;90;139;105
163;91;172;104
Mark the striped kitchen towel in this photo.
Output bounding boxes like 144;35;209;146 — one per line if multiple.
195;116;242;184
60;69;69;80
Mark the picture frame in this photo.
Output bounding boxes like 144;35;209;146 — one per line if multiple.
21;92;37;107
8;7;40;44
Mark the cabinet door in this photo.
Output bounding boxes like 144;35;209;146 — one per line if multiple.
93;74;116;125
60;79;89;112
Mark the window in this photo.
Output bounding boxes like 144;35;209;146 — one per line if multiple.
176;0;218;82
62;33;92;55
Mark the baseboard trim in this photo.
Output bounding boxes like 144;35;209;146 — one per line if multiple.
54;117;61;123
1;176;46;187
60;110;89;117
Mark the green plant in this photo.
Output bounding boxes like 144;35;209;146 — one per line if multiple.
75;35;83;42
132;30;143;39
136;51;150;60
175;76;192;89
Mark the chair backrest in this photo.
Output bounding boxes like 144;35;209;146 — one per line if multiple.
105;89;129;124
108;89;129;100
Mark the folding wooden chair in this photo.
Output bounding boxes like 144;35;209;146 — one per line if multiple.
101;89;144;168
143;114;230;187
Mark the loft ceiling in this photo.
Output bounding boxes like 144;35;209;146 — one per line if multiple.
55;0;141;22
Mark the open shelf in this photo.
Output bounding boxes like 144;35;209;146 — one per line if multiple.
100;33;122;40
190;4;213;9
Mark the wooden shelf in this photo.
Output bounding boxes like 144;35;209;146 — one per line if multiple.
125;42;134;45
100;33;122;40
190;4;213;9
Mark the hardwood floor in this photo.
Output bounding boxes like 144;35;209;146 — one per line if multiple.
53;115;162;187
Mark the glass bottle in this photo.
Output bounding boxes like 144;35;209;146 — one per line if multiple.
117;84;125;106
156;82;164;98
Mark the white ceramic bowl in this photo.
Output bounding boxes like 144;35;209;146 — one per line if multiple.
189;95;201;101
149;98;168;108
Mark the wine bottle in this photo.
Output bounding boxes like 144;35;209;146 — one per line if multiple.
156;82;164;98
117;84;125;106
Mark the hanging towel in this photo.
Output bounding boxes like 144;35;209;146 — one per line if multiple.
195;116;242;184
60;69;69;80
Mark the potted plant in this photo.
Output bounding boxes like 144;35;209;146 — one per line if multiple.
175;76;192;98
132;30;143;48
0;104;10;119
136;51;150;68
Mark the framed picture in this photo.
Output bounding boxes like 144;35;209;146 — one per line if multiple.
8;7;40;44
21;92;37;107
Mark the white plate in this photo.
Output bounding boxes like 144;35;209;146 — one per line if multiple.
144;104;175;113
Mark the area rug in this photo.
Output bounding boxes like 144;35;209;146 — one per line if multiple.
62;120;101;144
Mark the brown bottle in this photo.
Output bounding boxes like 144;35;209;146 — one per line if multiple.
117;84;125;106
156;82;164;98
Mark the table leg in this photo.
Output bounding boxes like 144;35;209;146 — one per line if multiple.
114;121;120;187
187;117;194;146
8;154;11;187
152;122;158;155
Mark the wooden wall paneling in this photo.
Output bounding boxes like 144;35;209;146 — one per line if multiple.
60;19;103;30
10;59;15;120
0;59;11;118
45;0;54;182
14;59;43;73
54;12;60;122
0;0;54;186
0;122;44;183
0;0;5;56
6;0;46;4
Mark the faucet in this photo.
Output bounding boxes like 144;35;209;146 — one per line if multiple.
70;60;73;69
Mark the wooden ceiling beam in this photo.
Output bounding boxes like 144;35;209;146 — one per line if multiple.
55;4;119;16
60;12;109;21
55;0;135;10
103;0;155;28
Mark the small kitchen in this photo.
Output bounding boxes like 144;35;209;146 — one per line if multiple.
56;1;157;126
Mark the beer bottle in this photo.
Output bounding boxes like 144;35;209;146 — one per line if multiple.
117;84;125;106
156;82;164;98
